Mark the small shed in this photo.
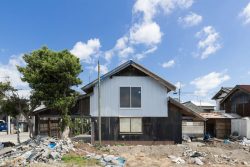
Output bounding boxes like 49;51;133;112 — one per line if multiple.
200;112;241;138
33;95;91;137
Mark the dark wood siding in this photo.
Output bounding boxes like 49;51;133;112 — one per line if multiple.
92;103;182;143
221;90;250;117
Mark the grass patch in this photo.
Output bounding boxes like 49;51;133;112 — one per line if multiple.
62;154;100;166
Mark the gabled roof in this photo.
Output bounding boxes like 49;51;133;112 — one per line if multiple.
183;101;205;113
212;87;233;100
220;85;250;104
82;60;176;93
168;97;206;121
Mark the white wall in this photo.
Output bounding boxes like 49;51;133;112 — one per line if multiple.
231;119;250;138
90;76;169;117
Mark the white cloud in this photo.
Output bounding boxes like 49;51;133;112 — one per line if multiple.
70;38;101;63
195;26;221;59
239;2;250;25
118;47;134;58
95;64;108;75
162;60;175;68
178;12;202;27
133;0;193;22
175;81;185;89
190;71;230;97
115;37;129;50
0;55;31;98
134;46;157;60
104;0;194;62
130;22;162;45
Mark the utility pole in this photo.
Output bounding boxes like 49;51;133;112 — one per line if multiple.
97;60;101;145
178;88;181;102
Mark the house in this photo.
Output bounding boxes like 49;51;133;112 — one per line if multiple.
218;85;250;138
183;101;239;138
82;60;205;144
204;86;247;138
212;87;233;110
199;112;240;138
34;60;204;144
220;85;250;117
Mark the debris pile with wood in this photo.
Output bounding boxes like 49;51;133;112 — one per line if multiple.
0;136;74;166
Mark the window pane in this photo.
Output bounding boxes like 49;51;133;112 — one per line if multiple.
131;118;142;133
120;87;130;108
131;87;141;108
120;118;130;133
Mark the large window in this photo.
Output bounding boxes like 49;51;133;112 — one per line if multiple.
119;118;142;134
120;87;141;108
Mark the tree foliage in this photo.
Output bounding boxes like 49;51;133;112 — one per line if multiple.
18;47;82;135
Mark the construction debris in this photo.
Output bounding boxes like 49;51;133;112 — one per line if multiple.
0;136;74;166
86;152;126;167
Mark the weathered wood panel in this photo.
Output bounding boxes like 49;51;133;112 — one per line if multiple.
215;119;231;138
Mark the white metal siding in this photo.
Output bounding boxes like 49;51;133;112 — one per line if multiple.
90;76;169;117
231;119;250;138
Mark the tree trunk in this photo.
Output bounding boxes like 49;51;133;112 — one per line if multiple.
21;112;34;139
60;108;70;139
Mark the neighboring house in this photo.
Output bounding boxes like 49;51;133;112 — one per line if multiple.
212;87;233;110
183;101;215;113
218;85;250;138
33;60;204;143
183;101;240;138
199;112;240;138
220;85;250;117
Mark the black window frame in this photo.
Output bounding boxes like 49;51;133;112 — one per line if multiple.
120;87;141;108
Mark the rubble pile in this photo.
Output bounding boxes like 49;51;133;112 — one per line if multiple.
0;136;74;166
85;152;126;167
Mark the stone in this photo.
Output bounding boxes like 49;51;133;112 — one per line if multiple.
242;161;248;165
194;157;204;165
168;155;185;164
49;151;59;160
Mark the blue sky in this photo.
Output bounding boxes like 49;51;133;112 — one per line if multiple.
0;0;250;105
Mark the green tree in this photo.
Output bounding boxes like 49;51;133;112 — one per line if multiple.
18;47;82;138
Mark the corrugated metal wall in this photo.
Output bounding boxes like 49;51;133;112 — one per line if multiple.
90;76;169;117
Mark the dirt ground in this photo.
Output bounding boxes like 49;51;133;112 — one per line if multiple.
45;140;250;167
28;140;250;167
106;141;250;167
